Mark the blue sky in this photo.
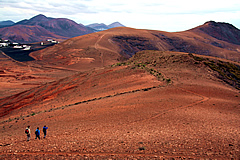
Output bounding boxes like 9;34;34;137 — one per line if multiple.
0;0;239;32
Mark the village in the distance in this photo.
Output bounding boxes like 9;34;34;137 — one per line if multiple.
0;38;59;49
0;38;59;61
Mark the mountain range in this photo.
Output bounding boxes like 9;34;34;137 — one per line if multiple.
86;22;125;31
0;14;125;43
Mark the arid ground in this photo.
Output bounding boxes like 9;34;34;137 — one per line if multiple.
0;49;239;159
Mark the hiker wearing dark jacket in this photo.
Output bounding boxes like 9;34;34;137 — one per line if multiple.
35;127;40;140
25;126;31;141
43;125;48;138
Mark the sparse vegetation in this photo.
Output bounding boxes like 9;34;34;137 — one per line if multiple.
189;54;240;89
192;55;206;62
116;63;122;66
111;62;126;67
114;50;176;83
166;78;171;83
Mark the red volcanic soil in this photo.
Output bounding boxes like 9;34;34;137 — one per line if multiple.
0;51;77;99
0;51;239;159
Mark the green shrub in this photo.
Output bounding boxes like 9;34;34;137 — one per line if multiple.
166;78;171;83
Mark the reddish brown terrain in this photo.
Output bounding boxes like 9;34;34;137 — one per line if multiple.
30;22;240;70
0;23;240;159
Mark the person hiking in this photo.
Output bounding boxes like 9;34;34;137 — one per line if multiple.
35;127;40;140
25;126;31;141
43;125;48;138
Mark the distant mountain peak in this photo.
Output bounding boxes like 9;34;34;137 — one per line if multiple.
29;14;52;21
204;20;217;25
203;21;239;30
193;21;240;45
87;22;125;31
108;22;125;28
0;20;15;26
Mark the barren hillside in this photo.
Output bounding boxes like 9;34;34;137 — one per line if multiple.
1;51;239;159
29;22;240;72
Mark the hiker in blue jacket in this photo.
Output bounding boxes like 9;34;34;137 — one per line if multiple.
35;127;40;140
43;125;48;138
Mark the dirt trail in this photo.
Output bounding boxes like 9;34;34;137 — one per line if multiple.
127;85;209;125
0;65;209;125
94;34;105;67
94;34;104;49
0;81;209;126
94;33;118;51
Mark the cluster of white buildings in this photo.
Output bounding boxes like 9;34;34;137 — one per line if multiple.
0;39;11;47
0;39;31;50
13;44;31;50
0;38;60;50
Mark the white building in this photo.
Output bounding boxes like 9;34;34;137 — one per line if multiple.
0;42;9;47
13;45;23;49
23;46;31;50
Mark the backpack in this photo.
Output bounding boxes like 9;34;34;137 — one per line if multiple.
25;128;29;134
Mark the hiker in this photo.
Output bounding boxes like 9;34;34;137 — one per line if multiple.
35;127;40;140
43;125;48;138
25;126;31;141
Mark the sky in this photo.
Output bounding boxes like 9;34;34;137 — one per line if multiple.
0;0;240;32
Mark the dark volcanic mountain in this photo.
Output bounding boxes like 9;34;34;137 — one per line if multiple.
0;15;126;43
15;14;94;38
0;20;15;28
0;25;67;43
190;21;240;45
15;14;53;26
0;14;95;43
